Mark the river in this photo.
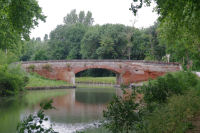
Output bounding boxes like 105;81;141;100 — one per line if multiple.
0;87;119;133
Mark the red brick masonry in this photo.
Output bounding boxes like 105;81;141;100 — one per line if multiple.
21;60;181;85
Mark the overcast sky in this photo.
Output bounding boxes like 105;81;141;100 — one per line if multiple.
30;0;158;39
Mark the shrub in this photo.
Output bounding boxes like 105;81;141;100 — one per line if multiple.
141;89;200;133
17;99;57;133
103;89;141;133
27;64;36;72
143;71;199;104
42;64;53;72
0;64;29;96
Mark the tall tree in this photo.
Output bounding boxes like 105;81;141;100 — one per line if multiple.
78;11;85;23
49;24;87;59
80;26;100;59
63;9;78;25
0;0;46;51
84;11;94;26
130;0;200;48
63;9;94;26
131;0;200;69
44;34;48;41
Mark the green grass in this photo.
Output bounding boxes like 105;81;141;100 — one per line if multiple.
27;73;116;88
26;73;71;87
76;77;116;84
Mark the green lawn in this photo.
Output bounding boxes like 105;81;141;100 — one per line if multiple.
27;73;116;87
26;74;70;87
76;77;116;84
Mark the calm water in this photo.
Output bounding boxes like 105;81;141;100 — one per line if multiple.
0;88;118;133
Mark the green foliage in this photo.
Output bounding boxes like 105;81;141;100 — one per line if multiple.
48;23;87;60
97;36;116;59
0;64;28;96
42;64;53;72
140;71;200;132
21;39;50;61
131;0;200;41
103;71;200;132
142;90;200;133
143;71;199;104
159;19;200;70
64;9;94;26
103;89;141;133
144;23;166;61
0;50;19;65
131;0;200;70
0;0;45;51
80;26;101;59
28;64;36;72
17;99;58;133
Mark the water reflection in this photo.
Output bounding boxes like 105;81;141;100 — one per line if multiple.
47;88;115;124
75;90;114;104
0;88;116;133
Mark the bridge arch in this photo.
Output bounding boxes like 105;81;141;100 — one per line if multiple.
73;65;121;74
74;66;122;85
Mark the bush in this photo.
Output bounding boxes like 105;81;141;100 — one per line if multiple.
42;64;53;72
143;71;199;104
27;64;36;72
103;89;141;133
0;64;29;96
141;90;200;133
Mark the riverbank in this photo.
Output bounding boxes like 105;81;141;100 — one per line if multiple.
27;74;71;87
26;74;116;89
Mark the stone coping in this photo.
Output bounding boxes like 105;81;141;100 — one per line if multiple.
19;60;180;66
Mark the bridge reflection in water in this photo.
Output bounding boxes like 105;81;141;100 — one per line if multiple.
45;88;122;126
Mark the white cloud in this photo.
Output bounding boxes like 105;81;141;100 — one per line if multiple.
30;0;158;39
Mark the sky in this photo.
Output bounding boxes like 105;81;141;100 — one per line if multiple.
30;0;158;39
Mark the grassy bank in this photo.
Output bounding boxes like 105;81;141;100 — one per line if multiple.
76;77;116;84
26;74;71;87
27;74;116;88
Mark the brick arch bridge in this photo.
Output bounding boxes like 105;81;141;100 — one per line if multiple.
21;60;181;85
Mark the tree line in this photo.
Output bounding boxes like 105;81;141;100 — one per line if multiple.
20;10;165;62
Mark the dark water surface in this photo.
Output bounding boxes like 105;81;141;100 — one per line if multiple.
0;88;117;133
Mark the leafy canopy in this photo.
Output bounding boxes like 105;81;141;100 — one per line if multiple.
0;0;46;49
